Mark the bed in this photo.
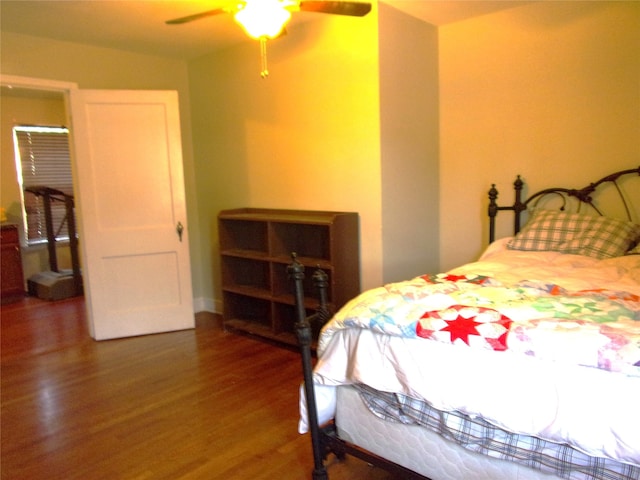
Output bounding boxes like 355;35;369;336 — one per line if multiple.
290;167;640;480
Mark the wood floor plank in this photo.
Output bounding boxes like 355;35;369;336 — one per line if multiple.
1;297;396;479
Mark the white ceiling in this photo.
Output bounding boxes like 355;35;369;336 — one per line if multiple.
0;1;533;60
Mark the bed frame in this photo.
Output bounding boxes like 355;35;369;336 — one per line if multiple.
291;166;639;480
488;166;640;243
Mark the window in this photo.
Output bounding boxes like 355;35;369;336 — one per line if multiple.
13;125;74;246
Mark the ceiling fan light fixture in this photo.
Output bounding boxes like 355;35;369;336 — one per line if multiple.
234;0;292;39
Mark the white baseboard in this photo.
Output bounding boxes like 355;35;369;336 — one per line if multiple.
193;296;222;314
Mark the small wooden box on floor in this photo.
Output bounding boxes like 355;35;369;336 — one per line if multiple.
218;208;360;347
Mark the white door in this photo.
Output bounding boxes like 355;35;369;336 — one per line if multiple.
69;90;194;340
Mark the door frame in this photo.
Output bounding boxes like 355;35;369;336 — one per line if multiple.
1;75;84;305
0;75;78;93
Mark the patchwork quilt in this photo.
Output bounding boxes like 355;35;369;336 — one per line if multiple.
320;254;640;378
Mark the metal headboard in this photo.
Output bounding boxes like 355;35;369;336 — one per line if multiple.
488;166;640;243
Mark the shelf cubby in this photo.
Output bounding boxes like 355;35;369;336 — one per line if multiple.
223;292;272;330
219;219;268;256
271;222;330;260
221;256;270;293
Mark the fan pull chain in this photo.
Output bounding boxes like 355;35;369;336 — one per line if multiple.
260;37;269;78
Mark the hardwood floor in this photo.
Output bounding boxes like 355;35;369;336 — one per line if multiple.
1;296;397;479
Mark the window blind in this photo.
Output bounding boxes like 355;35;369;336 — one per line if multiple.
13;126;74;245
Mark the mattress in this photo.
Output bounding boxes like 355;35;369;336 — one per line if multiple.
336;384;565;480
348;384;640;480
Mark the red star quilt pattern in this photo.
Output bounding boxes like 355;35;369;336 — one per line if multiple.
417;305;513;351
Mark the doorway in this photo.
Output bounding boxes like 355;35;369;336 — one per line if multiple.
1;77;80;303
1;75;195;340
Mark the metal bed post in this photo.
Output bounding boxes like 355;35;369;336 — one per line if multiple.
488;175;525;243
288;253;328;480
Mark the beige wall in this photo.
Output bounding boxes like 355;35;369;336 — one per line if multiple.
188;4;383;307
189;3;440;308
1;95;67;220
439;1;640;270
379;3;439;283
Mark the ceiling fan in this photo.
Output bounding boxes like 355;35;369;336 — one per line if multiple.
166;0;372;77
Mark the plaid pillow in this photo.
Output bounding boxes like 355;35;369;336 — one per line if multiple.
507;210;640;259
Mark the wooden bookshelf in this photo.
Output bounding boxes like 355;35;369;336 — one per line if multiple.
218;208;360;347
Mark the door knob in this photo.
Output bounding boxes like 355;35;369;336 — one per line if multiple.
176;222;184;242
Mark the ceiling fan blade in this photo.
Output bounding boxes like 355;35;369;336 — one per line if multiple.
299;1;372;17
165;8;226;25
